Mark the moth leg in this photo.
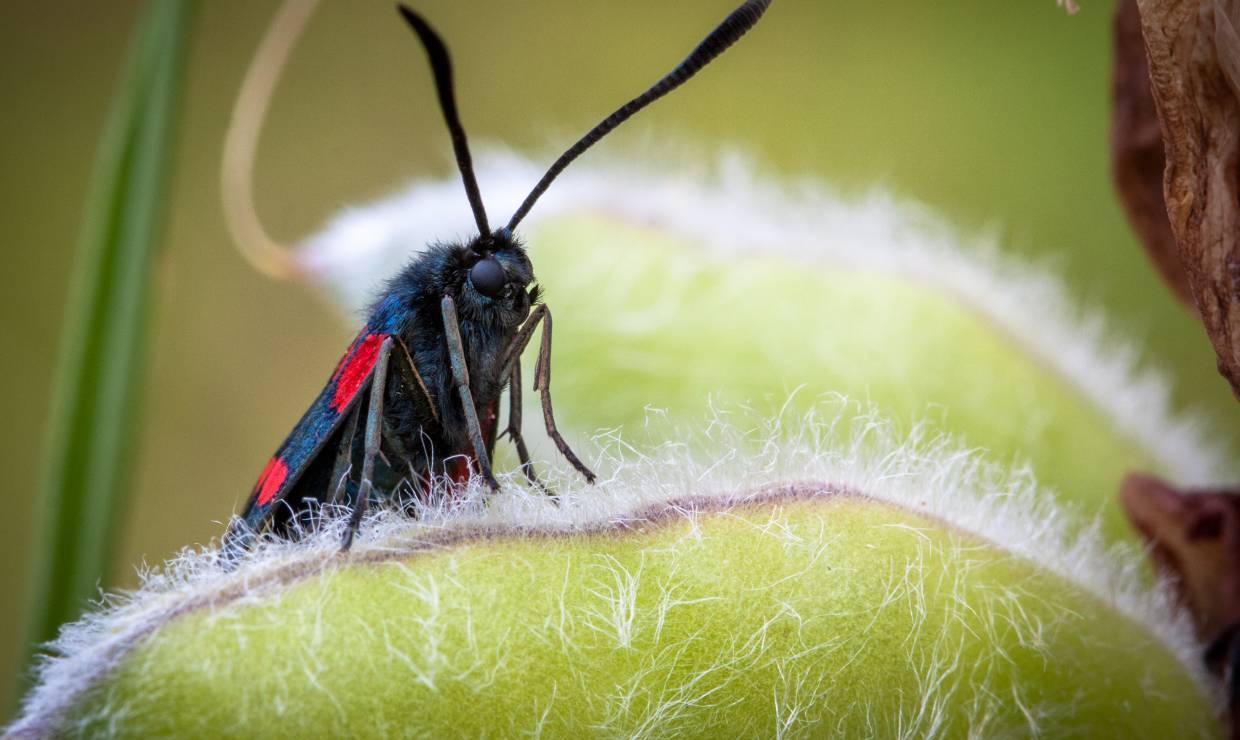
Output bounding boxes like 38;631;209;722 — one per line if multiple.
499;306;555;490
504;360;552;494
342;336;393;551
441;295;500;491
498;304;547;379
533;307;596;483
393;335;439;425
326;402;362;506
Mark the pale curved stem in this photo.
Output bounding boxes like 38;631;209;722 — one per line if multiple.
221;0;319;280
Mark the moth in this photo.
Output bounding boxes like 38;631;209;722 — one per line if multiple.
226;0;771;552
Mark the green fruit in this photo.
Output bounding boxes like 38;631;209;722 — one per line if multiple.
15;166;1223;736
35;493;1213;737
520;214;1227;544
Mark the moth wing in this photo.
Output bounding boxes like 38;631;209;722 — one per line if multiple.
234;330;391;534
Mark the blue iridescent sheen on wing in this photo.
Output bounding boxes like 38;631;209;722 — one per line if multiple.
239;328;389;529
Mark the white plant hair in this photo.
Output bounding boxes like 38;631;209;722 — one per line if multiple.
7;399;1217;736
296;149;1232;487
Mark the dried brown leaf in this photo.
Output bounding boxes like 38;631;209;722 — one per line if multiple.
1121;473;1240;731
1112;0;1196;306
1137;0;1240;397
1122;473;1240;639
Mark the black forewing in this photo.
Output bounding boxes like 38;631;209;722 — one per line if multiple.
233;330;391;534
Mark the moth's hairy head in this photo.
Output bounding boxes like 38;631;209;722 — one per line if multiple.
454;230;536;326
372;230;535;332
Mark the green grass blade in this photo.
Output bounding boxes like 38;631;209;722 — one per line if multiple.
19;0;195;694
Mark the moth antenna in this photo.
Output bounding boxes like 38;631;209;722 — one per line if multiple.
397;5;491;239
222;0;319;281
506;0;772;231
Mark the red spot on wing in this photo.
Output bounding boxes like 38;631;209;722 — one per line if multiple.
255;457;289;506
330;346;352;382
331;331;367;382
331;333;385;412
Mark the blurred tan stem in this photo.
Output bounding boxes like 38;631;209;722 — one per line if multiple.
221;0;318;281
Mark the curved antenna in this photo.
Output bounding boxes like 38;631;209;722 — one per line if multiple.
397;5;491;238
507;0;772;231
222;0;319;280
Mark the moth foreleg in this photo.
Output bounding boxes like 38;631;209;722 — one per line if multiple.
504;360;551;494
498;304;546;378
342;336;393;551
441;295;500;490
393;335;439;426
532;307;596;484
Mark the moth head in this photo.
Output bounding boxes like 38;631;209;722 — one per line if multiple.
458;229;538;324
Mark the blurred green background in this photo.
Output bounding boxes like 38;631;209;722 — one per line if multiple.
3;0;1237;718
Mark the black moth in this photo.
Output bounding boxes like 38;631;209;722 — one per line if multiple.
227;0;772;553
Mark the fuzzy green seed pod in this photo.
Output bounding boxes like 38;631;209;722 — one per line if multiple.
297;153;1235;545
8;413;1220;736
11;156;1228;735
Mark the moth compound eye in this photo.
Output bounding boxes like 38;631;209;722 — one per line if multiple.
470;257;506;298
